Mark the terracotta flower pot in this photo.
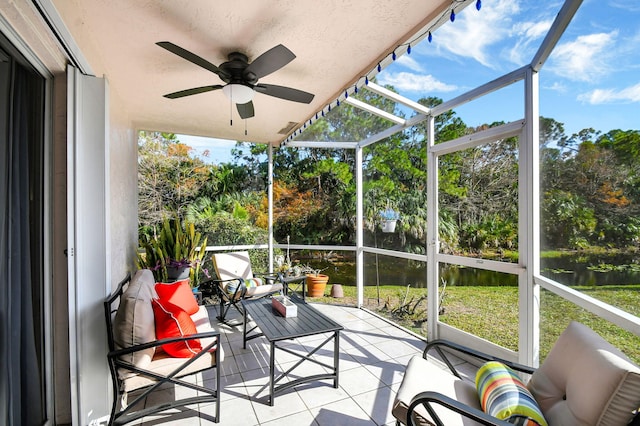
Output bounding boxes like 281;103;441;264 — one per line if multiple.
305;274;329;297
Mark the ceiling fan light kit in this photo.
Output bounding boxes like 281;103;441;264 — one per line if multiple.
157;41;314;122
222;83;254;104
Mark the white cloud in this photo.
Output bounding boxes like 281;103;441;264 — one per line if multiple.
395;55;424;72
508;19;553;64
577;82;640;104
377;72;457;93
434;0;520;68
549;31;618;82
518;19;552;39
544;81;568;93
609;0;640;13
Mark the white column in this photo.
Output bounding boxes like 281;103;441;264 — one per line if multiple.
520;67;541;367
268;143;274;272
356;144;364;307
66;65;110;424
426;115;439;340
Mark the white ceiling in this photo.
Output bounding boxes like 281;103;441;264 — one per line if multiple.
50;0;471;144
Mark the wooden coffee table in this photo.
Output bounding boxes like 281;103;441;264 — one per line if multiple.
242;296;343;405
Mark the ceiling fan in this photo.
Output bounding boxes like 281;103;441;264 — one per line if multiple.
157;41;315;119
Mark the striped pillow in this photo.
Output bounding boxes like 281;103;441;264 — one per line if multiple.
476;361;548;426
243;277;263;288
225;277;263;295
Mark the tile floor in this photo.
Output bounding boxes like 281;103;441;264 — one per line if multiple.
130;301;461;425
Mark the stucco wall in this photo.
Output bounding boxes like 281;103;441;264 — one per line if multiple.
1;2;140;423
109;97;138;283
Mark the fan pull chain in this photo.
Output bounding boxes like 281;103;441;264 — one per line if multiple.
244;119;248;136
229;99;233;126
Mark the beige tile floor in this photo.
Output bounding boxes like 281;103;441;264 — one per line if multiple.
130;301;458;426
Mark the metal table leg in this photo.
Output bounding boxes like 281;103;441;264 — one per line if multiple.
243;307;247;349
334;331;340;388
270;342;276;406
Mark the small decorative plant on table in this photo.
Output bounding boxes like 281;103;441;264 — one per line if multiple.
136;217;208;286
274;236;328;297
275;235;296;277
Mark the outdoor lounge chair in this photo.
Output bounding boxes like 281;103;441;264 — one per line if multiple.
201;251;283;322
392;321;640;426
104;270;222;425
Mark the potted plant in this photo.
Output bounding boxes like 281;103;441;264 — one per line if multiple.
275;235;295;276
305;269;330;297
275;255;301;278
379;207;400;233
291;264;328;297
136;217;208;286
274;236;329;297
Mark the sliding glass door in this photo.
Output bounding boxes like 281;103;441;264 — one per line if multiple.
0;35;46;426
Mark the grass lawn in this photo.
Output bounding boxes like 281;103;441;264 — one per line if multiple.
309;284;640;364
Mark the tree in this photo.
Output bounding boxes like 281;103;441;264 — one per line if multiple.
539;124;640;248
271;84;402;245
541;190;596;249
539;116;566;149
271;181;325;243
138;131;210;231
598;129;640;164
142;88;639;254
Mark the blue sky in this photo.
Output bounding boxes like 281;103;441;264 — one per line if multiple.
176;133;238;164
179;0;639;163
377;0;640;137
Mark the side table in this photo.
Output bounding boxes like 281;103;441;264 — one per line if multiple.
265;274;307;301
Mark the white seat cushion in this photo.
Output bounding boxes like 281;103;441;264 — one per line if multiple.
191;305;223;351
245;283;283;297
121;305;224;392
122;349;217;392
392;355;484;426
213;251;283;300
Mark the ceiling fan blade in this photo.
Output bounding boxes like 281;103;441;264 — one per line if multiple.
163;85;223;99
157;41;230;79
244;44;296;81
254;84;315;104
236;101;255;119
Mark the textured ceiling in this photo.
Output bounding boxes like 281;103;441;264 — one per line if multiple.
51;0;469;144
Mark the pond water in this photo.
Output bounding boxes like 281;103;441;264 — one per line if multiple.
304;251;640;288
541;252;640;287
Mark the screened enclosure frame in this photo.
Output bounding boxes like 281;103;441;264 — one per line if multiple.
270;0;640;367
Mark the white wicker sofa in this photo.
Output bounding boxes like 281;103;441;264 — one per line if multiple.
104;269;223;425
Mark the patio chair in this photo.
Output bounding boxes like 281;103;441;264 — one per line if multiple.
201;251;283;322
392;321;640;426
104;270;222;425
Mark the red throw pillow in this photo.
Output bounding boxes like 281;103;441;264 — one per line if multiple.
152;299;202;358
155;278;199;315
